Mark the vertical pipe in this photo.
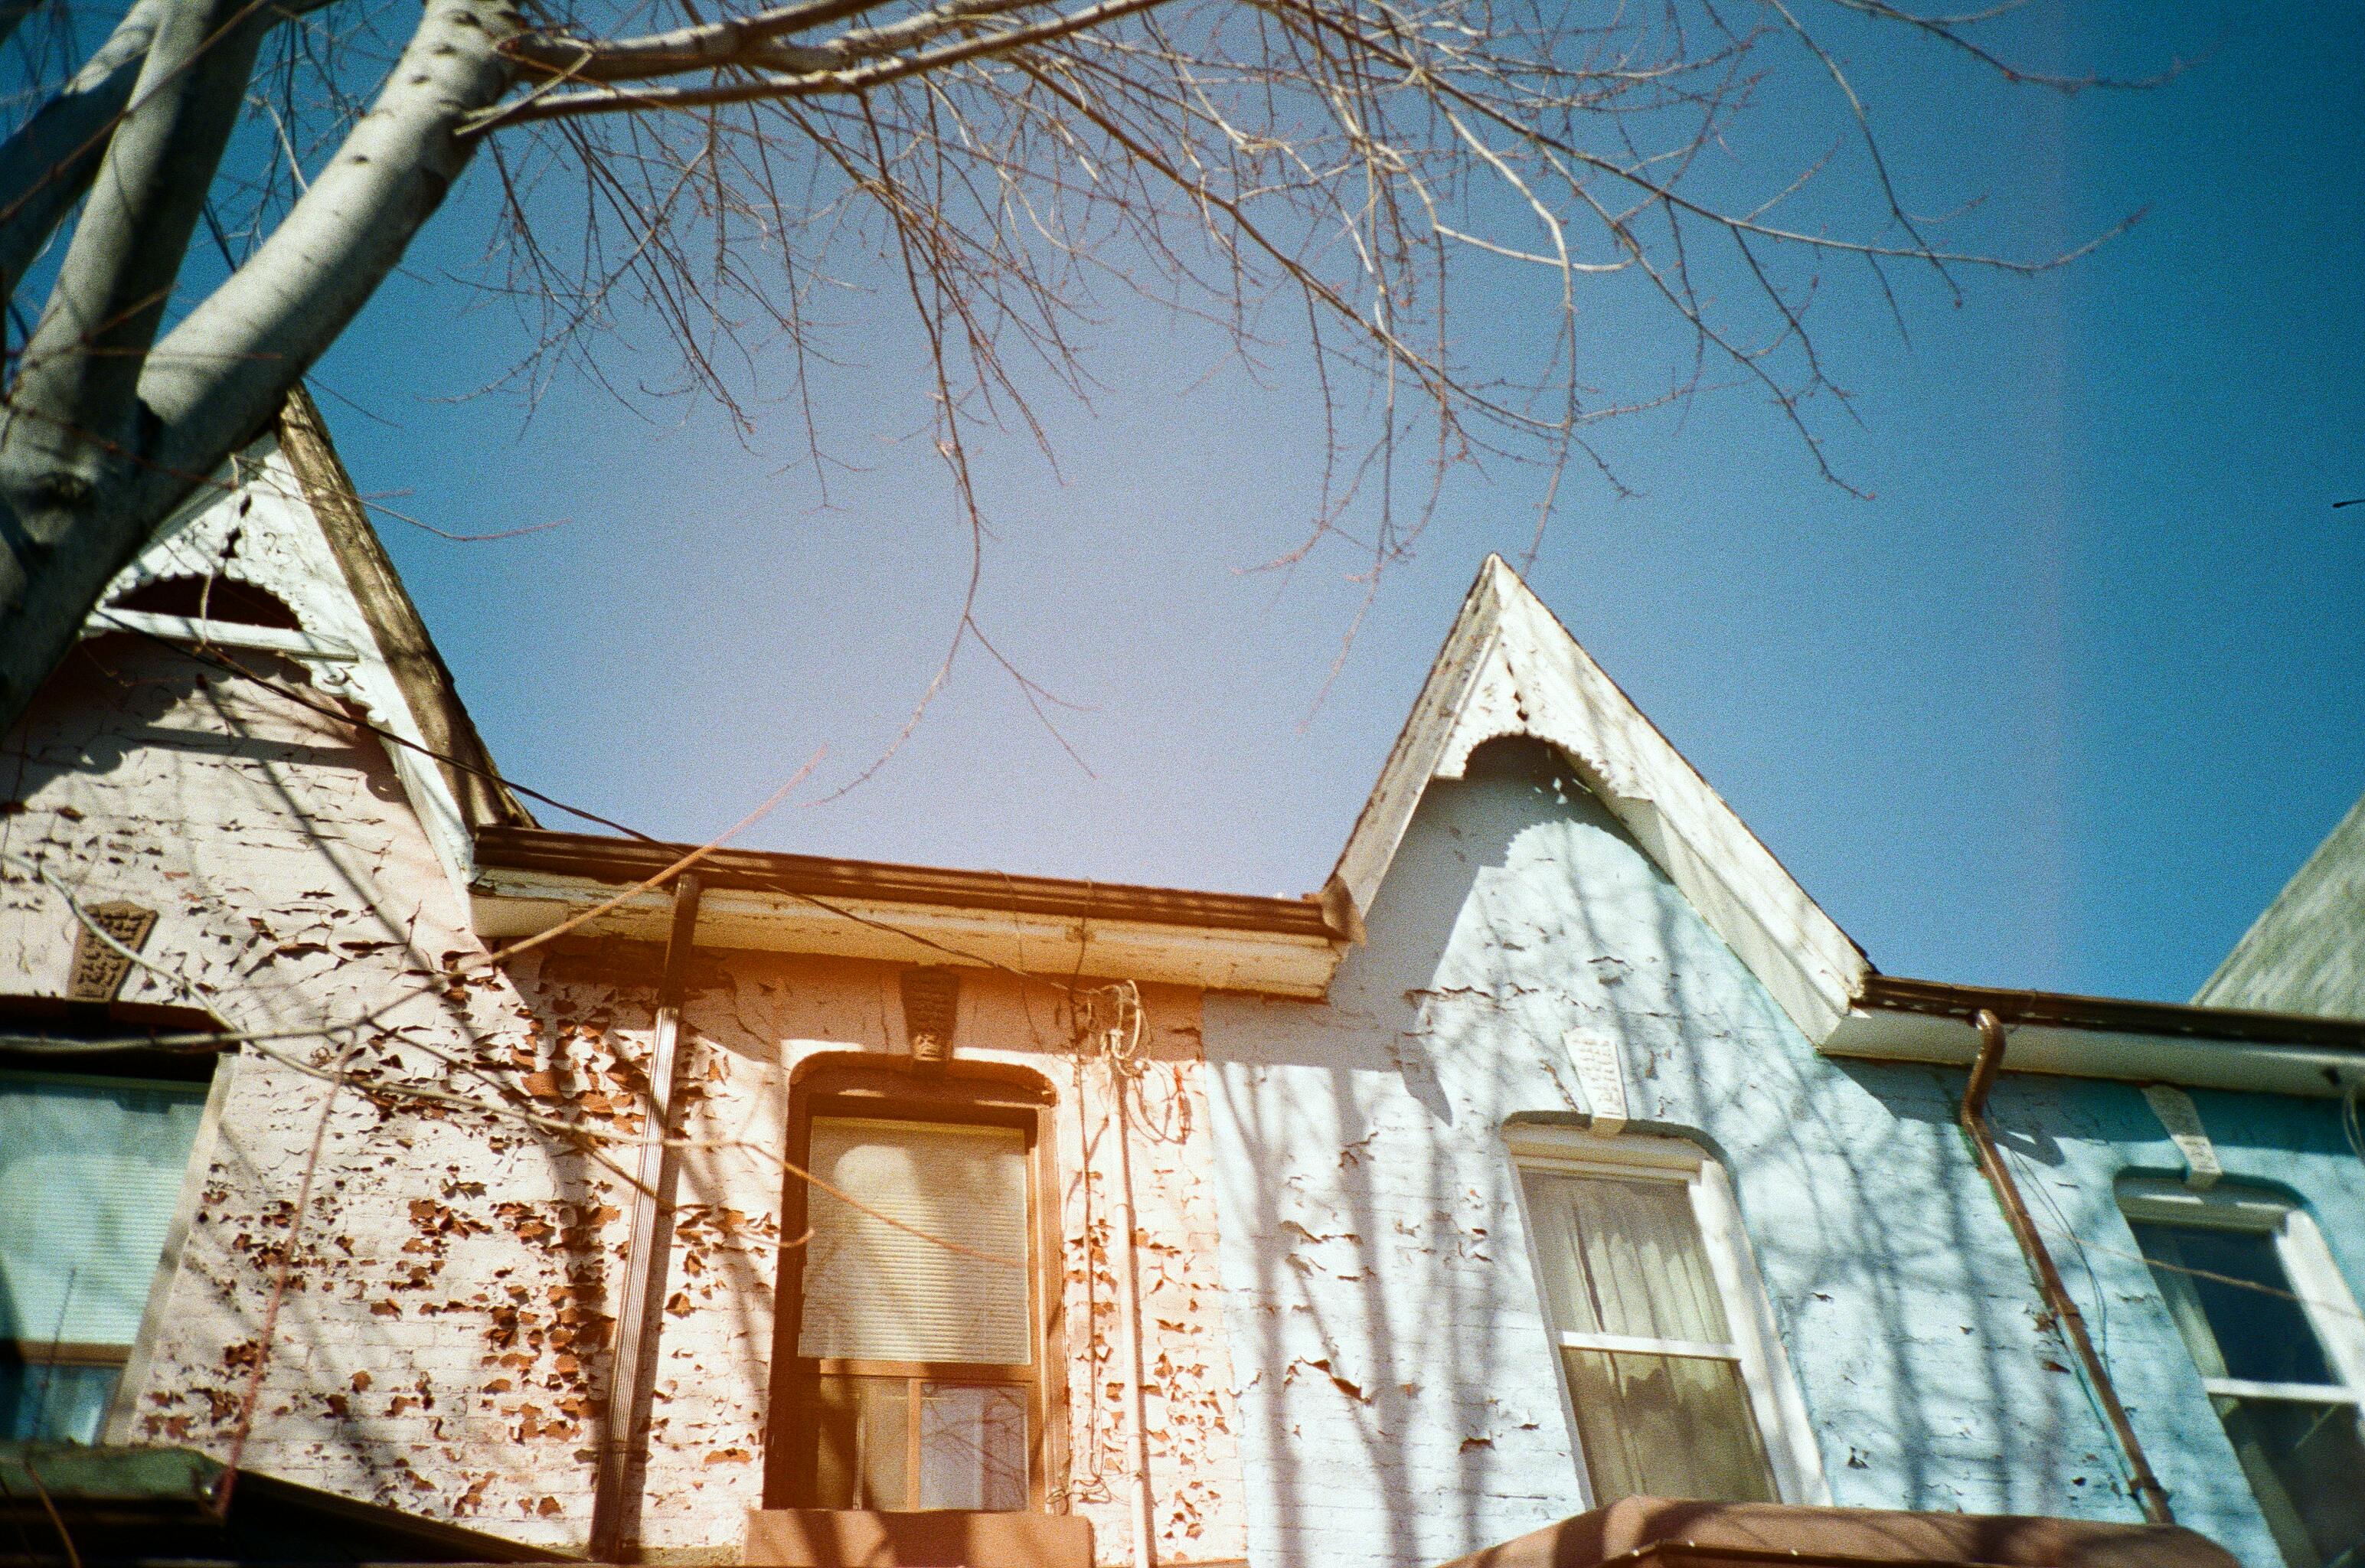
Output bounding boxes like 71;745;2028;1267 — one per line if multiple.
1958;1009;2174;1524
1106;989;1158;1568
590;872;703;1561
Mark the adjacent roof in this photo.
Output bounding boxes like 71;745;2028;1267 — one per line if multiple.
1434;1497;2237;1568
2193;788;2365;1019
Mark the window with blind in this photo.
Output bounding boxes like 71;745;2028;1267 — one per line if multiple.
786;1110;1042;1512
1;1067;212;1442
2120;1181;2365;1568
1510;1129;1822;1509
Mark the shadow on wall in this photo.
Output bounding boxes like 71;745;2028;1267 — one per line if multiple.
1209;737;2135;1568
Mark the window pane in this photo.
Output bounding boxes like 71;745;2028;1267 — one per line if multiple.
0;1073;208;1351
2129;1222;2334;1387
0;1356;122;1444
2210;1394;2365;1568
1522;1171;1730;1342
1562;1348;1776;1505
812;1376;911;1509
799;1119;1032;1365
861;1380;912;1509
919;1383;1028;1511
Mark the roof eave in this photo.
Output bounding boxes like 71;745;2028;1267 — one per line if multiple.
470;826;1347;998
1823;974;2365;1099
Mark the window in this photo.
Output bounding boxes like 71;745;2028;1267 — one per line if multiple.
0;1052;216;1442
1508;1125;1824;1508
769;1063;1063;1514
2120;1179;2365;1568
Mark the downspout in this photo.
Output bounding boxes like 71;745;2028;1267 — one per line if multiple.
1096;982;1158;1568
1959;1009;2173;1524
590;872;703;1561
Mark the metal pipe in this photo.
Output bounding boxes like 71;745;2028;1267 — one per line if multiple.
589;871;703;1561
1102;984;1158;1568
1958;1009;2173;1524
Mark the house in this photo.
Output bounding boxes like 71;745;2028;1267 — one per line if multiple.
1;398;2358;1568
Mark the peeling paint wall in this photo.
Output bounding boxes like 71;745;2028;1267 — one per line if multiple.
1203;737;2365;1568
2;619;1244;1560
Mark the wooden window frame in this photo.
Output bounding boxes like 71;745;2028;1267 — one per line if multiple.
763;1054;1069;1514
1502;1122;1829;1508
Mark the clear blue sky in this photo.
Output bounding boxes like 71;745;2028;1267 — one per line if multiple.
304;2;2362;1005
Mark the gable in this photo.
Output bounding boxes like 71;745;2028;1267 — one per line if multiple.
84;392;526;893
1328;557;1869;1044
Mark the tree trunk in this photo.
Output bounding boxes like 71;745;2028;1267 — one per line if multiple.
0;0;519;736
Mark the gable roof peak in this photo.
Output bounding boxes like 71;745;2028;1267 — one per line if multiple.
1325;554;1869;1043
87;390;528;894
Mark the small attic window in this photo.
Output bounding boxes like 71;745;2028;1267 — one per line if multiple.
109;576;302;631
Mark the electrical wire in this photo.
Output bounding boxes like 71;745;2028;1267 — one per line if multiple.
85;609;655;841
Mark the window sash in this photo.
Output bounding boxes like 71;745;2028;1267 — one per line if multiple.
811;1372;1031;1513
1557;1329;1742;1362
2202;1377;2361;1407
796;1116;1033;1367
1516;1146;1782;1506
2119;1183;2365;1568
0;1070;209;1350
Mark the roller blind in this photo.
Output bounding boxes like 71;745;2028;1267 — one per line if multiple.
0;1072;210;1347
797;1117;1031;1366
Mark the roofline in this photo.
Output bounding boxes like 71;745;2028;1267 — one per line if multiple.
475;825;1340;938
1858;973;2365;1050
1822;972;2365;1099
274;387;534;836
469;825;1346;995
1327;554;1870;1043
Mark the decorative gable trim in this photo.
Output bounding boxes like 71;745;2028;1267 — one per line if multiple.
82;391;528;899
1328;556;1870;1044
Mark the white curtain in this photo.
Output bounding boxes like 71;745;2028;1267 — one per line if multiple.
1521;1168;1775;1504
1522;1171;1730;1343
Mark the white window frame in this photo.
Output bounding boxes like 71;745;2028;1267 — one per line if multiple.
101;1053;239;1441
2118;1178;2365;1416
1504;1123;1829;1507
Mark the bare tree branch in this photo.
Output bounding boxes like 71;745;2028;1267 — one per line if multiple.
0;0;2156;743
0;0;165;309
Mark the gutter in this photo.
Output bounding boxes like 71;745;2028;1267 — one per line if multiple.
470;827;1346;998
1958;1011;2174;1525
1822;975;2365;1099
475;826;1338;936
1861;975;2365;1050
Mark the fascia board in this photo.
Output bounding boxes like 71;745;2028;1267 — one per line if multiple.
470;867;1344;998
1327;563;1512;926
1822;1006;2365;1099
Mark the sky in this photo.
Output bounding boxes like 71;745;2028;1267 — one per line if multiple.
288;1;2361;1006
